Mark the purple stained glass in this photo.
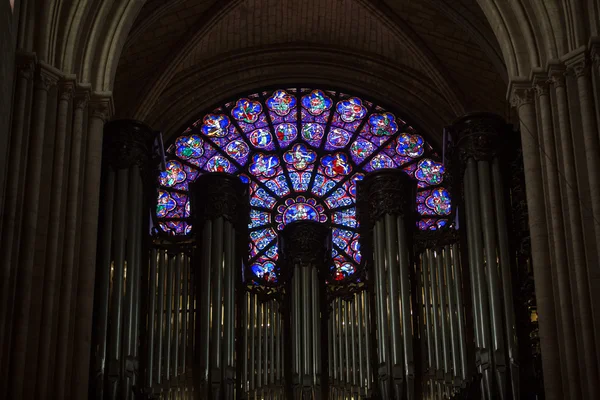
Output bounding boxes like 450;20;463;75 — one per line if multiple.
284;143;316;171
369;112;398;136
415;158;445;186
321;153;352;178
336;97;367;123
301;123;325;148
349;138;376;164
232;98;263;124
249;153;280;178
158;87;452;284
200;114;230;138
248;128;275;150
266;90;296;116
274;123;297;149
326;127;351;150
396;133;425;158
301;89;333;116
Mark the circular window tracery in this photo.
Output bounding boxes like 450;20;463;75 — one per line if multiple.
156;87;452;284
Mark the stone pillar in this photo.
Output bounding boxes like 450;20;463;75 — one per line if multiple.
510;86;563;400
189;173;249;399
357;168;415;400
0;53;34;387
7;62;58;400
280;221;329;400
88;119;156;400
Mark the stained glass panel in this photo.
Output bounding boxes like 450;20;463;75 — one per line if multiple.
156;87;452;284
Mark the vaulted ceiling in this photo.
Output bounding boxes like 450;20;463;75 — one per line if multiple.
112;0;508;146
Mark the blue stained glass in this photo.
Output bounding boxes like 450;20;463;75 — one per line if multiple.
301;123;325;148
301;89;333;116
274;123;297;149
349;138;376;164
158;87;452;280
325;127;351;150
284;143;316;171
250;209;271;228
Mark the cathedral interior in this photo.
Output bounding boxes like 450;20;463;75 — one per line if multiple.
1;0;600;399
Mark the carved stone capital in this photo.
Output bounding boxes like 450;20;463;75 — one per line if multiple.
449;112;507;164
16;53;36;80
533;80;550;97
89;97;112;122
58;80;75;102
280;221;329;270
549;72;566;88
356;169;414;228
103;119;156;170
571;57;592;78
189;173;249;230
510;87;535;109
35;67;59;92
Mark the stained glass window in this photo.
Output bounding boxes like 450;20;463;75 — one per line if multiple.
156;88;451;284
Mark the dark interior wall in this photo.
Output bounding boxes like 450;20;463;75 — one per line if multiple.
0;0;17;213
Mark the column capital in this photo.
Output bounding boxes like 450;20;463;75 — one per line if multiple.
35;63;60;92
532;73;551;97
189;173;249;229
58;79;75;102
356;169;414;228
280;220;330;270
88;94;114;122
548;64;567;88
74;85;91;110
563;47;591;78
509;84;535;109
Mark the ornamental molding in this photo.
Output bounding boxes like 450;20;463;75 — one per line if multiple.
356;169;414;228
562;46;591;78
509;85;535;109
58;79;75;102
103;119;156;170
189;173;250;230
449;112;507;164
89;93;114;122
35;63;60;92
280;221;330;271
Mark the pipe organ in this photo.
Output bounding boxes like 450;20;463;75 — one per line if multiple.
91;112;536;399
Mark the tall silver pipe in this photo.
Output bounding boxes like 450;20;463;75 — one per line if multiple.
422;251;433;375
276;301;282;383
466;158;492;399
350;296;357;388
242;291;249;392
492;157;519;397
249;293;256;391
356;293;364;390
174;253;181;376
165;253;174;381
264;300;269;387
222;221;235;375
478;161;507;384
343;299;350;385
209;217;224;384
293;268;301;377
312;268;320;381
375;222;388;367
436;249;450;381
328;305;334;384
364;290;372;391
396;215;415;399
270;300;276;386
332;298;338;383
338;298;344;385
199;221;212;384
452;243;468;381
429;250;441;379
181;253;188;374
156;250;166;384
444;245;460;384
303;266;311;377
384;214;404;393
147;248;158;387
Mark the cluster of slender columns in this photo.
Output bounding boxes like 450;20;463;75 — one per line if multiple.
189;173;248;399
357;169;415;400
0;53;112;399
447;113;519;400
509;45;600;400
416;239;468;400
328;290;373;399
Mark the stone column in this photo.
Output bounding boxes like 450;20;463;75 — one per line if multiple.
510;86;563;400
7;62;58;400
189;173;249;399
357;168;415;400
564;54;600;400
0;53;34;385
35;78;75;397
281;221;329;400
